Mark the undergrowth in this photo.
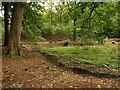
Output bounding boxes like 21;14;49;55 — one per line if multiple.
42;44;119;70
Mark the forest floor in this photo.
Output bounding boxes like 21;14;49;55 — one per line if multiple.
2;40;120;89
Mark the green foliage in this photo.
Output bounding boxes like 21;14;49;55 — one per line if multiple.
63;39;70;46
90;2;119;38
7;1;118;42
42;44;119;70
12;83;23;90
22;2;44;41
96;37;105;45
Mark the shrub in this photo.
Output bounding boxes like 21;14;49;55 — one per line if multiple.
63;39;70;46
80;38;96;46
12;83;23;90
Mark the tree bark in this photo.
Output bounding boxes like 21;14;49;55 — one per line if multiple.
7;2;25;56
3;2;9;46
73;17;77;41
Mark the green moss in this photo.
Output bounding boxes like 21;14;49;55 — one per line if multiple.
9;50;23;60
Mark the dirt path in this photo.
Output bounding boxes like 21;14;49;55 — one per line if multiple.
2;49;119;89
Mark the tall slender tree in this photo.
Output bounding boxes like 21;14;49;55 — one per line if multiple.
2;2;9;46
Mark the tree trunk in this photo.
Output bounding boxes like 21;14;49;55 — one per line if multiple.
73;19;76;41
7;2;25;56
73;1;77;41
3;2;9;46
